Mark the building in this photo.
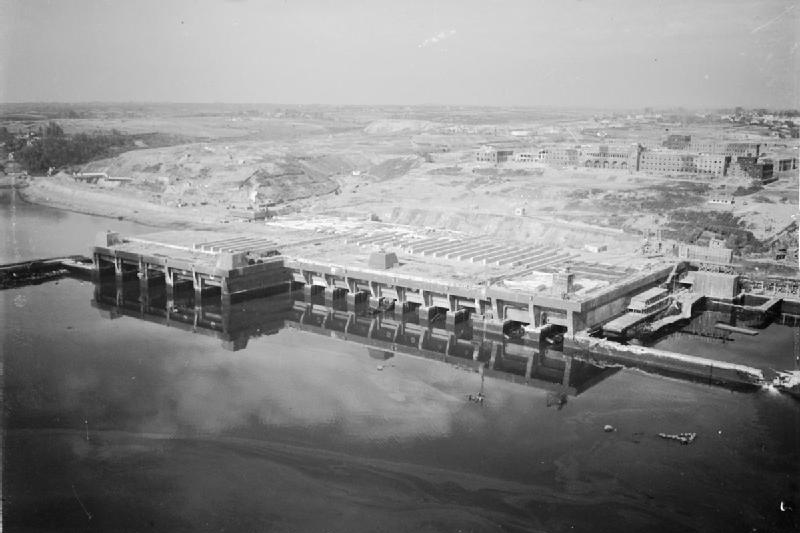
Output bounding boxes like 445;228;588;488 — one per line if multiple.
638;150;697;174
663;134;691;150
728;156;774;182
475;145;514;164
689;140;762;157
538;146;580;167
708;195;735;205
579;144;637;172
694;154;731;176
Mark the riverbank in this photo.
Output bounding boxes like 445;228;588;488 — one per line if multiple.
17;177;208;230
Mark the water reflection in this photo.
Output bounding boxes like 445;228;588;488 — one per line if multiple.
92;277;615;397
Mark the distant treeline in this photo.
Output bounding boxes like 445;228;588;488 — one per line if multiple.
0;122;137;174
1;122;191;174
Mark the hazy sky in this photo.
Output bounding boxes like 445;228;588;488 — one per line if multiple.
1;0;798;108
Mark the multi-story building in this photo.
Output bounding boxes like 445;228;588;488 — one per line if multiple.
537;146;580;167
638;150;697;174
689;140;762;157
580;144;638;172
728;156;774;182
475;145;514;164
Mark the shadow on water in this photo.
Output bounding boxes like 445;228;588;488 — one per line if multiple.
92;275;617;399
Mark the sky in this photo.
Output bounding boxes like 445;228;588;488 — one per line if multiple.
0;0;798;108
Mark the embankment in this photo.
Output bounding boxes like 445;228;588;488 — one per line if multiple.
564;334;764;389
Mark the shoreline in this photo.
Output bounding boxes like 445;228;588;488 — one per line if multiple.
16;178;212;231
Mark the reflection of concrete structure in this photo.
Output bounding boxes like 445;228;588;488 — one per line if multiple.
288;295;615;396
92;277;293;351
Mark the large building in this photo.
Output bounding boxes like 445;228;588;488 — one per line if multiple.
638;149;730;176
475;145;514;164
728;156;774;182
537;146;580;167
580;144;638;172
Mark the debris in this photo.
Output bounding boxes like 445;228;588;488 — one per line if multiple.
376;365;384;371
604;424;615;432
658;432;697;445
466;392;485;405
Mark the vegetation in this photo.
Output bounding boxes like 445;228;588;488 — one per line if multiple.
665;209;769;255
0;121;185;174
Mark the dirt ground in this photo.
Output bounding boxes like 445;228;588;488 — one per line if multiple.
7;107;799;274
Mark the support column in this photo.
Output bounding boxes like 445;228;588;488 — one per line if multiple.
114;256;123;283
193;271;203;309
489;341;501;370
418;328;430;350
346;290;369;310
367;316;381;339
393;301;409;320
525;351;535;381
419;306;438;326
446;308;469;327
324;287;347;306
165;267;175;315
139;262;150;311
562;355;573;387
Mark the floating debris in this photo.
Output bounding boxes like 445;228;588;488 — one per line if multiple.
658;432;697;445
604;424;616;433
466;393;485;405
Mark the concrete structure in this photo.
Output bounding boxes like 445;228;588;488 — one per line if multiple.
676;243;733;264
690;271;739;300
93;230;676;336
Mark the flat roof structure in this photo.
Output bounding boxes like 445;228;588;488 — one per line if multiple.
92;221;677;334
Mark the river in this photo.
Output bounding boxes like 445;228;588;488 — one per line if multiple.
2;194;799;532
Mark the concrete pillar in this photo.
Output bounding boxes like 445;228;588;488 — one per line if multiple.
472;343;481;361
193;271;203;309
444;333;456;359
344;312;355;334
298;303;312;325
525;352;535;381
417;328;430;350
562;356;573;387
393;301;409;320
367;316;380;339
346;290;368;310
446;308;469;327
164;267;174;309
324;287;347;306
489;342;501;370
392;322;404;342
419;306;440;325
139;265;150;310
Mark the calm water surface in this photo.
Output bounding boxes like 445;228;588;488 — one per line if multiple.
2;198;799;532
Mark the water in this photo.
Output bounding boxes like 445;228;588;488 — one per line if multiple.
2;198;800;532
